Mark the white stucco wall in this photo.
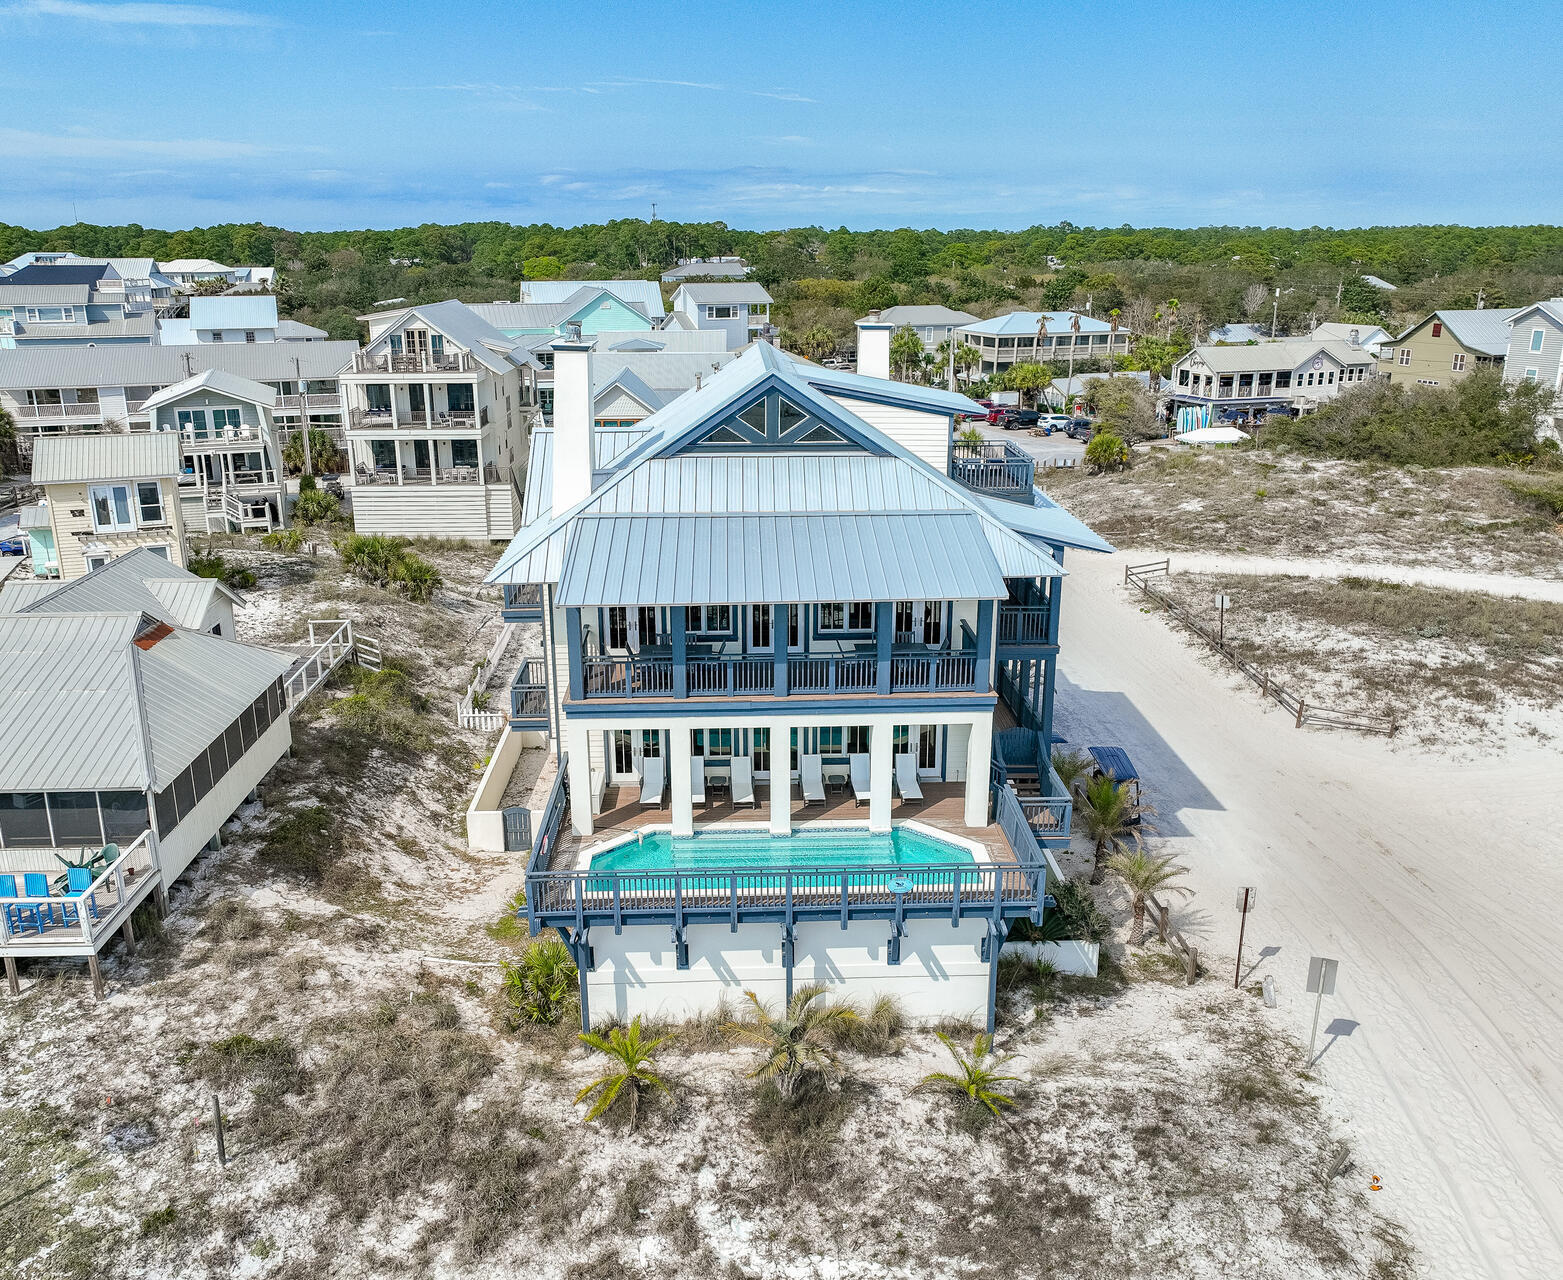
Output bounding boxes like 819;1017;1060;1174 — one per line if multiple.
584;917;992;1025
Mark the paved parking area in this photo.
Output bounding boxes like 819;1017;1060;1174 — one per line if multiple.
970;421;1086;467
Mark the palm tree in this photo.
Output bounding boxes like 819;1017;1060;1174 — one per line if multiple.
1105;849;1191;946
574;1017;673;1130
726;985;856;1098
915;1032;1019;1117
1049;747;1092;796
797;325;837;363
1077;773;1153;885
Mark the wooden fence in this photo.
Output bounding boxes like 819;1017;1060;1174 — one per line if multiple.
1143;893;1201;984
1124;559;1399;737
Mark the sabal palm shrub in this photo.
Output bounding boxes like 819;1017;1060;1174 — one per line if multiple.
726;985;857;1098
1105;849;1191;946
574;1017;672;1130
915;1032;1020;1119
1078;774;1153;885
499;935;577;1028
1049;747;1092;795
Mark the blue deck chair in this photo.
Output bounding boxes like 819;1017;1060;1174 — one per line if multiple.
1;873;44;935
22;873;60;928
65;866;100;923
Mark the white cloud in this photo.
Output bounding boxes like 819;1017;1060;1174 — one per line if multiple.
0;126;282;160
6;0;272;26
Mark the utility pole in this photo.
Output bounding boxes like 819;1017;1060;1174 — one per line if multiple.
294;356;312;477
1271;289;1280;339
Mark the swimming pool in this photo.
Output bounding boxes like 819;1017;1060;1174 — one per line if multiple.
587;825;977;874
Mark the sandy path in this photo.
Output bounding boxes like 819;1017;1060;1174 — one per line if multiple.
1056;550;1563;1280
1135;551;1563;599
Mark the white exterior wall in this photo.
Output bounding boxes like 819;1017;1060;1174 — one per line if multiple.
825;394;951;476
585;917;992;1025
157;713;292;886
348;483;519;540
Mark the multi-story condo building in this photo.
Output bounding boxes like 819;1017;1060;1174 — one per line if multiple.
878;305;980;353
158;260;275;292
954;310;1132;375
1168;337;1378;418
667;283;775;349
1377;309;1518;386
478;317;1111;1031
337;301;529;540
1;253;179;306
0;341;356;453
0;263;162;347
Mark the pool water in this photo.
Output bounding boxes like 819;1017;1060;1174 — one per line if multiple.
588;826;975;874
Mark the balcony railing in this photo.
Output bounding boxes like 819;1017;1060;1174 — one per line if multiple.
349;407;481;431
352;350;480;374
181;426;262;444
997;604;1051;646
277;392;343;410
511;658;549;722
950;441;1035;498
573;647;980;700
10;402;101;419
502;583;544;619
353;465;486;486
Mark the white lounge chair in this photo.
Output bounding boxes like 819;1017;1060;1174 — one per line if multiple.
801;754;826;806
690;760;707;806
731;758;756;807
848;753;871;806
893;753;924;802
639;757;665;806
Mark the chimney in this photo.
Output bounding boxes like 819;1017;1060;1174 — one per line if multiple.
550;322;595;512
855;309;894;380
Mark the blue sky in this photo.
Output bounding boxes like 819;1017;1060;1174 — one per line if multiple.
2;0;1559;232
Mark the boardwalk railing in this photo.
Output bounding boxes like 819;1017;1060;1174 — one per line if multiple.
284;619;356;707
510;658;549;723
1124;559;1399;737
951;441;1036;496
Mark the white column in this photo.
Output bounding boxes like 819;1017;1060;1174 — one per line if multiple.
868;722;894;834
963;715;993;828
855;313;893;379
430;438;439;486
395;439;404;484
670;724;694;837
565;719;594;836
768;718;791;835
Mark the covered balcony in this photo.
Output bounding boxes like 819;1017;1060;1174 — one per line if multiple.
351;348;483;375
565;600;994;704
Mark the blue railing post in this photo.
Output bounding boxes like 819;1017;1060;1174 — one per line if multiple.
671;606;688;699
565;609;584;702
771;604;788;695
875;601;893;695
975;600;994;693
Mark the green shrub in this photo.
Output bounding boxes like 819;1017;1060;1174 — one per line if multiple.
1083;431;1129;472
261;527;306;553
333;664;431;753
500;935;578;1027
258;805;344;880
337;533;438;599
293;488;341;525
390;551;442;602
188;550;257;590
299;473;317;492
1503;477;1563;519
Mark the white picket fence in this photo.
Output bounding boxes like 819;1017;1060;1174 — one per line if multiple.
454;623;514;733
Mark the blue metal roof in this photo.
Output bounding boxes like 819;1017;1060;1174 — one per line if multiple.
979;491;1115;554
556;512;1008;607
1088;745;1138;782
961;310;1117;337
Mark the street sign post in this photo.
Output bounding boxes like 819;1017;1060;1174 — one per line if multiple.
1234;886;1258;988
1216;594;1230;646
1305;956;1340;1062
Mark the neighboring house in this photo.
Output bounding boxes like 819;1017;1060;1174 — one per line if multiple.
955;311;1132;375
337;300;529;540
0;340;355;448
0;263;160;347
1377;309;1519;386
478;325;1111;1030
30;433;187;579
1169;338;1377;417
143;369;289;533
159;260;273;291
0;604;292;991
1310;322;1392;359
878;305;980;352
1361;274;1398;292
0;253;178;305
668;283;774;349
1046;371;1155;410
517;279;666;322
466;287;659;340
660;256;751;283
521;327;729;422
0;545;240;636
1504;300;1563;438
1206;323;1272;344
157;296;326;346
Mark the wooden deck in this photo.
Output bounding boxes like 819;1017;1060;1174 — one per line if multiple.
550;781;1014;872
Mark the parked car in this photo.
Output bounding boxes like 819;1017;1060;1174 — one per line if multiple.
1000;409;1041;430
1034;414;1073;435
1063;418;1094;441
0;535;25;556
